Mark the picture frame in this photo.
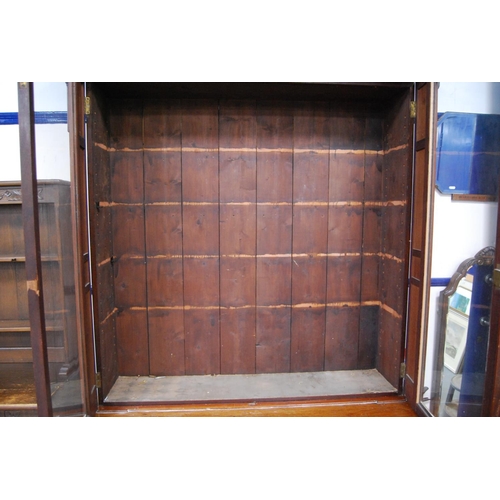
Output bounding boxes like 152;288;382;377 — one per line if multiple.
444;309;469;373
444;277;472;373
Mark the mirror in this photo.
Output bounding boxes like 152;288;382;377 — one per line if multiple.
429;246;495;417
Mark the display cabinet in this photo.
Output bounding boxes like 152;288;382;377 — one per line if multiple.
0;181;78;378
17;82;500;417
78;82;432;411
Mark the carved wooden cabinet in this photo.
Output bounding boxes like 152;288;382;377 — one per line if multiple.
0;181;78;381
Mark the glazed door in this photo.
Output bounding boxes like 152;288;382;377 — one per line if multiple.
414;83;500;417
404;82;438;410
17;82;94;416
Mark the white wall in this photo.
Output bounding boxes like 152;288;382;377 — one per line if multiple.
437;82;500;115
423;82;499;404
0;82;70;182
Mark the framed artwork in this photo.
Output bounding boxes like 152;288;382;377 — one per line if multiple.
444;309;469;373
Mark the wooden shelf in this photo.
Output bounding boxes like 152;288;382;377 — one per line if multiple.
0;320;63;333
0;255;60;263
0;346;66;363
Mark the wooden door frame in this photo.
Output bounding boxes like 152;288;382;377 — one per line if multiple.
17;82;53;417
404;83;438;414
67;82;98;416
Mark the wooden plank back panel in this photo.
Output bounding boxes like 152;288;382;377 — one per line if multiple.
87;84;118;396
91;93;416;390
377;89;413;388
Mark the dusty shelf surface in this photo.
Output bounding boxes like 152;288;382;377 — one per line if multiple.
105;368;397;404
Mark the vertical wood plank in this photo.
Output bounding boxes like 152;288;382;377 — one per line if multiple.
144;100;185;375
148;309;185;375
358;305;379;369
219;100;256;374
325;307;359;370
256;101;293;373
109;99;149;376
182;100;220;375
291;102;329;372
326;113;367;371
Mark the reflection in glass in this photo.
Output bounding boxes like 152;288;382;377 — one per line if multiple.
0;84;38;416
33;83;84;415
444;275;471;373
425;247;494;417
421;83;499;417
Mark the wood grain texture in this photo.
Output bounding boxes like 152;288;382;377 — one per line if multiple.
218;102;257;373
184;308;220;375
87;90;416;392
255;103;293;373
96;396;417;417
180;103;221;375
116;309;149;375
325;306;359;371
108;99;149;378
376;88;413;390
148;309;185;375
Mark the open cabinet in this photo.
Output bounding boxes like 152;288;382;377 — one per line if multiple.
24;81;496;417
75;82;422;411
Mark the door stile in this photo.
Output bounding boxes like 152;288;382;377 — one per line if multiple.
67;82;98;416
482;188;500;416
404;82;438;412
17;82;53;417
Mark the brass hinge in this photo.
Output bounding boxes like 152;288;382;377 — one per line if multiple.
493;268;500;289
400;362;406;378
85;96;91;115
410;101;417;119
95;371;102;389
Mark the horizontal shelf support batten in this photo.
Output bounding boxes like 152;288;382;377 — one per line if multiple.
109;301;401;319
96;200;407;208
94;142;408;155
106;252;404;263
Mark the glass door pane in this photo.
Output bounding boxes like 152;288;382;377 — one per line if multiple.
0;83;37;416
31;82;85;415
421;83;500;416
